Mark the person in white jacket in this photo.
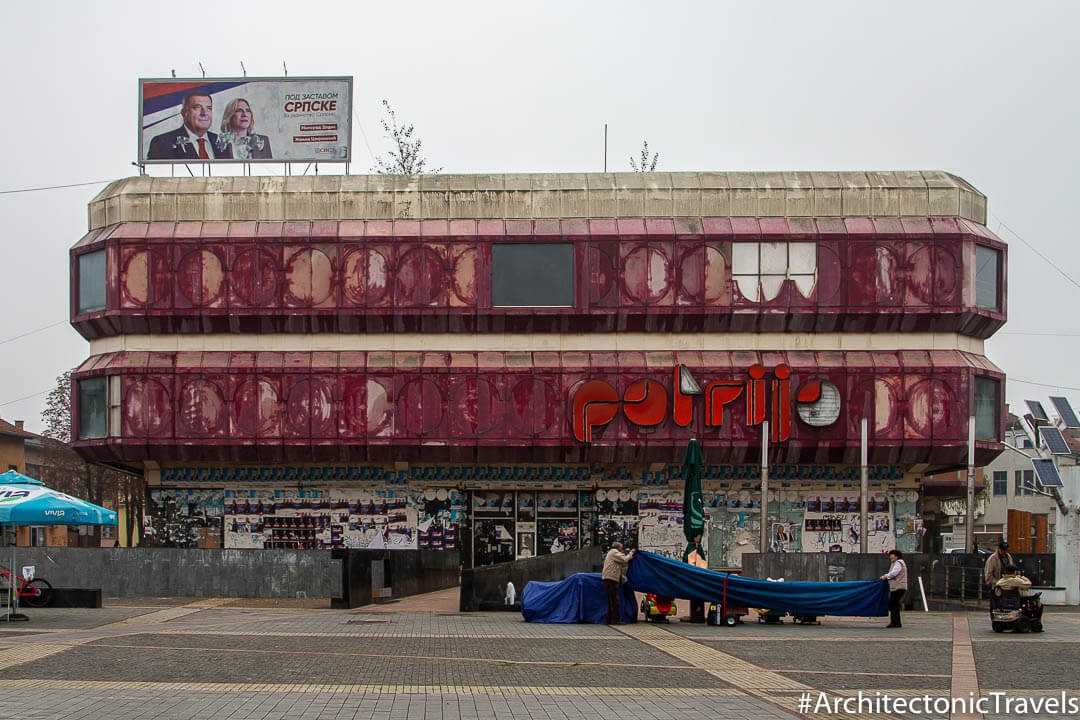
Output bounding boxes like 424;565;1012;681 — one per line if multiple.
879;549;908;628
602;542;635;625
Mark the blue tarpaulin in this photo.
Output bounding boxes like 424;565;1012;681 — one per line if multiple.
626;550;889;617
521;572;638;624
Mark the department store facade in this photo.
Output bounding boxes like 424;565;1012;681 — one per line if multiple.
69;172;1006;566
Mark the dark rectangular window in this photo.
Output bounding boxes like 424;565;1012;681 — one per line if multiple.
1023;469;1034;495
492;243;573;307
975;245;1001;311
992;470;1007;496
974;377;1000;441
1015;470;1023;496
78;250;107;314
78;377;107;439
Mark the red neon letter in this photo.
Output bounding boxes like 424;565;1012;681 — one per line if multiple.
672;365;701;427
705;382;742;427
623;379;668;427
572;380;619;443
746;364;766;426
771;364;791;442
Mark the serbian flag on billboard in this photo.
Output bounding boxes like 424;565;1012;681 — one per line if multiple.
138;76;352;164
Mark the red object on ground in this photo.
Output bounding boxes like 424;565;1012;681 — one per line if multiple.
646;594;674;614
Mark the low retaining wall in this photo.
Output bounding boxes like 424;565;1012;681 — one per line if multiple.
743;553;1056;608
332;549;460;608
460;546;604;611
10;547;342;599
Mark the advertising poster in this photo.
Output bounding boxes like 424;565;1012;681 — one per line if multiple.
638;490;692;559
596;488;639;550
139;77;352;163
415;488;464;551
149;487;224;548
802;492;893;553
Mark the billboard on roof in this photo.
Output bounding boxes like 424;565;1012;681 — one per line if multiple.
139;77;352;164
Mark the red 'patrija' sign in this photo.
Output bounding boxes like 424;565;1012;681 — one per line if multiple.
571;365;840;443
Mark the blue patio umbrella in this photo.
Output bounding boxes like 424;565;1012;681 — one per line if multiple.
0;470;117;618
0;470;118;525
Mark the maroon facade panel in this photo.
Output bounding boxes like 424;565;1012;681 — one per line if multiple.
70;218;1007;339
72;350;1004;466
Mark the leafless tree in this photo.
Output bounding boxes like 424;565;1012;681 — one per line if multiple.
629;140;659;172
372;99;442;175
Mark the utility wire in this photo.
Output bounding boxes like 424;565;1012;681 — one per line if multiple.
993;214;1080;293
1006;377;1080;392
0;320;68;346
0;179;113;195
0;389;49;408
997;331;1080;338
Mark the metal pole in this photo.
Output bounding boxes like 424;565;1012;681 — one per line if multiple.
603;124;608;173
860;417;869;554
966;416;976;553
760;420;769;554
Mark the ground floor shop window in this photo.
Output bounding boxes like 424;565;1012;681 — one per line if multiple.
473;519;515;565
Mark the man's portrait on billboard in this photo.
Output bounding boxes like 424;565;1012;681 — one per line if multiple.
146;91;234;161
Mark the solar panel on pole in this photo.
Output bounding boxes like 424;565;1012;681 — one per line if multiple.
1031;458;1063;487
1049;396;1080;429
1026;400;1049;422
1039;426;1072;455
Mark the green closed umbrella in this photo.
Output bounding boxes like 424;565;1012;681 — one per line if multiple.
681;438;705;564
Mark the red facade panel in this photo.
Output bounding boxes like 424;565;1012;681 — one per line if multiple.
70;218;1007;339
74;350;1003;467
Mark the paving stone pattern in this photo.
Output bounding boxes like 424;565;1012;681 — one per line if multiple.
0;600;1076;719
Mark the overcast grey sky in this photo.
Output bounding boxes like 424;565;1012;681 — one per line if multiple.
1;0;1078;433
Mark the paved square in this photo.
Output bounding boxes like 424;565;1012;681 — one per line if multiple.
0;599;1076;719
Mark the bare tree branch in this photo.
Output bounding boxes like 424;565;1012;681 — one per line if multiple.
372;99;442;175
629;139;659;172
40;369;73;441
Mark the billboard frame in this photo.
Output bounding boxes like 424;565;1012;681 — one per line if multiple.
137;75;353;165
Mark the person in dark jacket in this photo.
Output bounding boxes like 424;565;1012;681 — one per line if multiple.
146;91;233;161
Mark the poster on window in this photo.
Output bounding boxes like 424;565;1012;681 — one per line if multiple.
415;488;464;551
801;493;893;553
596;488;639;550
152;488;224;548
537;519;578;555
139;77;352;163
340;489;416;550
474;519;515;565
638;491;691;559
